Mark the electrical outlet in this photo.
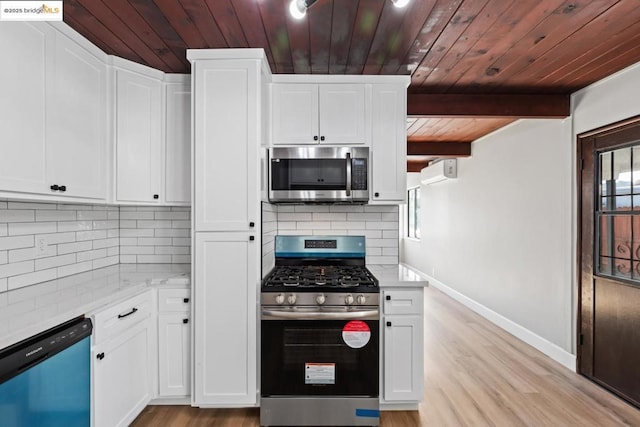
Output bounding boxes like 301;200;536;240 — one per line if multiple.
37;237;48;255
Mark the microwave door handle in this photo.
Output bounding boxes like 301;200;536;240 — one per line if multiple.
346;152;352;197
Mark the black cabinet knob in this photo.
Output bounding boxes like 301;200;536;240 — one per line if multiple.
375;192;380;197
249;222;255;227
385;295;391;301
59;185;66;192
183;318;189;324
50;184;59;191
97;352;105;360
153;194;159;199
183;298;189;303
249;235;255;241
320;136;325;141
386;321;392;327
313;136;318;141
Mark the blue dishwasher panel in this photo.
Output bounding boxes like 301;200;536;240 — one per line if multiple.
0;320;91;427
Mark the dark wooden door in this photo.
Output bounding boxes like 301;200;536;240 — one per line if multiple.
579;117;640;407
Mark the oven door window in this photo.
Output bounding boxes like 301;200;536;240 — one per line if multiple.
261;320;379;397
271;159;347;190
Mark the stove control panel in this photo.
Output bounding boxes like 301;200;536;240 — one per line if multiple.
262;292;379;307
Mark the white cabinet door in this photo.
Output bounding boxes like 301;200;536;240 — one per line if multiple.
165;81;191;204
0;23;53;194
193;232;258;406
371;84;407;203
383;314;424;402
271;84;318;145
318;84;367;145
193;60;260;232
93;319;154;427
158;313;190;397
116;69;162;203
48;32;107;199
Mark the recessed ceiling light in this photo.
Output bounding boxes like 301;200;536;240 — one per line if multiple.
289;0;307;20
391;0;411;8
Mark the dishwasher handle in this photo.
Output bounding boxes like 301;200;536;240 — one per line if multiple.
117;307;138;319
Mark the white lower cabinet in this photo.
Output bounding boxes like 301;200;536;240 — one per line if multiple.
381;289;424;404
158;288;191;397
91;290;156;427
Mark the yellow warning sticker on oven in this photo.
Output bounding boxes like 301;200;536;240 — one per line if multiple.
342;320;371;348
305;363;335;384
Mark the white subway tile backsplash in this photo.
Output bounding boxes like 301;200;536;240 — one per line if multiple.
347;212;381;221
381;212;399;221
0;210;35;223
155;228;190;237
302;222;331;229
331;221;365;229
120;247;155;255
155;246;189;255
0;251;6;264
93;238;119;249
36;210;76;222
382;230;399;239
35;254;76;270
279;212;312;221
367;238;398;248
77;210;108;221
107;247;119;257
348;230;382;239
8;202;55;210
172;237;191;246
0;236;34;251
119;238;138;246
9;245;56;263
77;249;107;263
8;268;57;291
0;278;6;292
294;205;329;213
365;221;398;230
8;222;57;236
314;229;348;235
137;255;172;263
119;220;137;228
120;211;155;220
93;256;119;269
382;247;399;256
171;220;190;229
312;212;346;221
76;230;107;242
278;222;296;230
138;220;172;229
120;229;155;238
329;205;364;213
57;221;93;232
0;260;34;279
57;241;93;255
37;232;75;245
172;255;190;263
58;261;93;277
366;256;397;264
120;255;137;263
138;237;172;246
107;229;119;239
0;224;6;237
93;220;119;230
155;211;189;220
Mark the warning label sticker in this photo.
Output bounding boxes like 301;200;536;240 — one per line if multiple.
342;320;371;349
305;363;335;384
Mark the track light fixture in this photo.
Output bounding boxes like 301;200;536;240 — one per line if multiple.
289;0;409;19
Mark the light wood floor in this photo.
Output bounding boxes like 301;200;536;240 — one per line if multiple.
132;285;640;426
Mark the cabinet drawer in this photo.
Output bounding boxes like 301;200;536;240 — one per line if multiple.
92;290;153;345
383;290;423;315
158;288;191;313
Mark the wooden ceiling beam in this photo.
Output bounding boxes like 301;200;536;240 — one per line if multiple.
407;141;472;156
407;93;570;118
407;161;430;173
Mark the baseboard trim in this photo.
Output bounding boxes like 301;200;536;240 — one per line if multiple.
414;268;576;372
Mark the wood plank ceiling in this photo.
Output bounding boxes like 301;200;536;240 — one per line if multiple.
63;0;640;171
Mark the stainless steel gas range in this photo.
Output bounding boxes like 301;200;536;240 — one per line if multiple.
260;235;380;427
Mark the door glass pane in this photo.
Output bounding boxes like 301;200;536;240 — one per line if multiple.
613;147;632;195
600;151;612;198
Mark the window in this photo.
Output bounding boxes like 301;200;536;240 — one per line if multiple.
408;187;420;239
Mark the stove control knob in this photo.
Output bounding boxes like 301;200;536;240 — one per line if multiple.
287;294;297;305
345;294;354;305
316;293;326;305
275;293;285;305
356;294;367;305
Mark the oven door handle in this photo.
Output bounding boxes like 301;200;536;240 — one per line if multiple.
345;152;352;197
261;308;379;320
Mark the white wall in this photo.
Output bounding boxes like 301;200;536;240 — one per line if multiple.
401;60;640;370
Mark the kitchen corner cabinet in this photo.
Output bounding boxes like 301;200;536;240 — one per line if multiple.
164;80;191;204
382;289;424;403
115;68;162;203
0;22;107;200
371;84;407;203
157;288;191;397
271;83;367;145
194;233;258;405
91;290;156;427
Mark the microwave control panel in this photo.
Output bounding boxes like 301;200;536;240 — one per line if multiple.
352;159;368;190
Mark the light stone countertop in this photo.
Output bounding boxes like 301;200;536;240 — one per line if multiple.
0;263;190;350
367;263;429;288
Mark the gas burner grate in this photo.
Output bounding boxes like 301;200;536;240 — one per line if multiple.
262;265;378;291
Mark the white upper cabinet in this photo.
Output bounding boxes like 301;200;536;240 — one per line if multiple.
371;84;407;203
0;23;107;200
115;68;162;203
48;31;107;199
272;83;367;145
164;79;191;205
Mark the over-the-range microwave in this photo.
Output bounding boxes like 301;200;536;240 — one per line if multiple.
268;146;369;203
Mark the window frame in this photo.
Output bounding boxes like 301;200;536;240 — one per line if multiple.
407;186;420;240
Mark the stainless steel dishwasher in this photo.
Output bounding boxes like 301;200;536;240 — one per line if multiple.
0;316;93;427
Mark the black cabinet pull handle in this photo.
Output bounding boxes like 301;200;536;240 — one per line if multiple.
249;235;255;241
249;222;255;227
50;184;59;191
117;307;138;319
183;318;189;324
375;192;380;197
59;185;66;192
97;352;105;360
153;194;159;199
386;321;392;327
320;136;325;141
313;136;318;141
385;295;391;301
183;298;189;303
